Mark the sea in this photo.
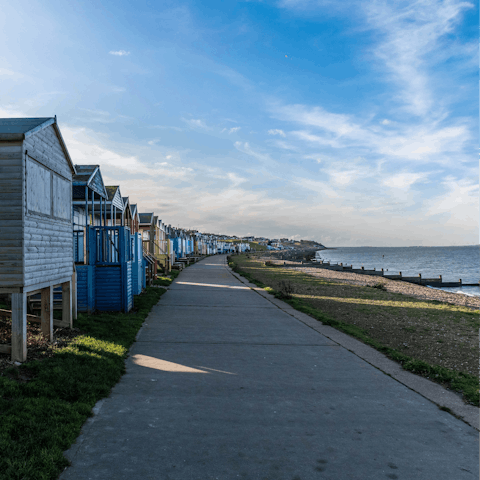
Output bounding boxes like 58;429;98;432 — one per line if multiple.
315;245;480;297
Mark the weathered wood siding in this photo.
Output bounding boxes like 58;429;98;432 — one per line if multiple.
0;142;24;287
23;125;73;288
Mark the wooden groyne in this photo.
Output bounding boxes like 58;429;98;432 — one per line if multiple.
281;260;479;289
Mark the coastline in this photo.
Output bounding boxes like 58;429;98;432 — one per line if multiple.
272;259;480;309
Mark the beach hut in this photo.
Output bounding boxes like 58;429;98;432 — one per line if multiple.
72;165;108;312
139;213;158;283
73;169;137;313
0;117;76;362
72;165;108;262
105;186;125;226
122;197;133;231
127;202;144;295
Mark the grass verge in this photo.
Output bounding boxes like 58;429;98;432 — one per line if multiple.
0;286;166;480
153;269;180;287
228;256;479;406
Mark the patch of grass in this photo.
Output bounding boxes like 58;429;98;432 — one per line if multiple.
154;277;170;286
0;286;166;480
169;269;180;280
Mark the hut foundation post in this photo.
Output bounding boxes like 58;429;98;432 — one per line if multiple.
11;292;27;362
72;271;77;320
41;286;53;342
62;280;72;328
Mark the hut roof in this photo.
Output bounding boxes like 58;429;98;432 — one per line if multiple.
105;186;124;210
139;213;154;225
72;165;107;199
0;117;76;174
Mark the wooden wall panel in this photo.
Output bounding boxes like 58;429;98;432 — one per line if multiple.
0;142;23;287
22;125;74;289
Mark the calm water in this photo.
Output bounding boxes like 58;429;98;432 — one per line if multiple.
315;246;480;297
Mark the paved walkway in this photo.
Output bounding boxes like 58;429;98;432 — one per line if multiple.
61;255;478;480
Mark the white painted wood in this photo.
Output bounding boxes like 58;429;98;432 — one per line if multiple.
11;292;27;362
40;286;53;342
0;142;23;288
1;123;73;293
26;157;52;216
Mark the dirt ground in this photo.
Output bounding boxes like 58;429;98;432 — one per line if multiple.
0;314;83;372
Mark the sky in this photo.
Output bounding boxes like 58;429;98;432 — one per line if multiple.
0;0;478;246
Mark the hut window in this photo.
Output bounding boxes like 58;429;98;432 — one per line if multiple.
53;175;71;220
26;157;52;216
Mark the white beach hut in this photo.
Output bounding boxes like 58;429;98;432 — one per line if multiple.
0;117;76;362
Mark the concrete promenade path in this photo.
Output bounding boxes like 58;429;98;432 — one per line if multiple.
60;255;478;480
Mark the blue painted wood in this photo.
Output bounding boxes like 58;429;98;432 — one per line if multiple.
130;233;143;295
95;266;122;311
74;226;137;313
126;262;133;311
76;265;95;313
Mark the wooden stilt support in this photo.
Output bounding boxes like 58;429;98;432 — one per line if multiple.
40;286;53;342
72;270;77;321
11;292;27;362
62;281;72;328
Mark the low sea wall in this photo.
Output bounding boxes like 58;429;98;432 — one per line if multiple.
277;259;478;289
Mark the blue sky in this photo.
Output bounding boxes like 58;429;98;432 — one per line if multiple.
1;0;477;246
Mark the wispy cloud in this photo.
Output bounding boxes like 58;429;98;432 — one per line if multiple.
109;50;130;56
274;103;471;164
150;125;184;132
62;126;192;180
364;0;474;117
183;118;208;129
0;68;16;76
382;172;429;190
221;126;241;134
268;129;286;137
424;176;478;220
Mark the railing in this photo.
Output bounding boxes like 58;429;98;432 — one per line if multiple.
95;228;120;264
73;230;85;263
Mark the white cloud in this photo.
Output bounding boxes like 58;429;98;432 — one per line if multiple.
150;125;184;132
221;127;241;134
234;141;277;168
365;0;474;117
183;118;208;129
424;176;479;221
294;177;340;199
62;126;192;180
382;172;428;190
0;68;15;76
380;119;391;125
268;129;286;137
276;103;471;164
109;50;131;56
272;140;297;151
